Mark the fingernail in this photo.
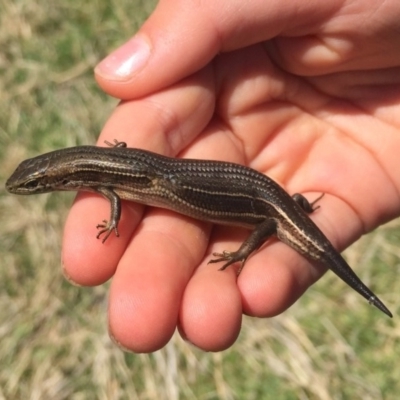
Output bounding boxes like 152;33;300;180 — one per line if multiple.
95;35;151;81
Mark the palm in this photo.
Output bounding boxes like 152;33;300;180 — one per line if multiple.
208;44;400;234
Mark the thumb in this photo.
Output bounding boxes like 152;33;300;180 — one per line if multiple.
95;0;337;100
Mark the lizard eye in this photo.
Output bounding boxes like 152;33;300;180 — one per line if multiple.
24;179;40;189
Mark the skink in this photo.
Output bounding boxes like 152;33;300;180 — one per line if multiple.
5;140;392;317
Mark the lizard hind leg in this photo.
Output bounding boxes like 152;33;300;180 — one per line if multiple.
208;219;277;275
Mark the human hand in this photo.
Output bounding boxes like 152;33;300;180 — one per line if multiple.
62;0;400;352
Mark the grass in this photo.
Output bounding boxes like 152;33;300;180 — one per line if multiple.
1;1;399;399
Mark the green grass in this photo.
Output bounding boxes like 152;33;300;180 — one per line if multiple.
1;1;399;399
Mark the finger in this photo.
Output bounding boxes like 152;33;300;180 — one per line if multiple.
178;226;251;351
108;209;211;353
178;246;243;351
62;69;214;285
95;0;339;99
